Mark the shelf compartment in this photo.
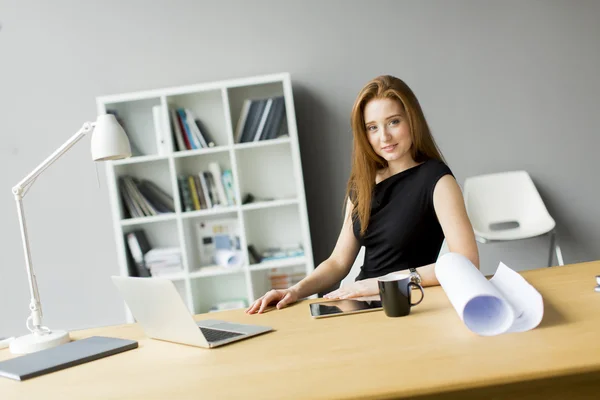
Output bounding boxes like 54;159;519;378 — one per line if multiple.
190;273;248;314
122;220;183;278
233;136;290;150
167;90;229;150
182;213;241;275
250;264;307;301
114;160;175;220
104;97;163;157
235;141;297;202
174;152;236;213
227;81;287;144
243;204;303;264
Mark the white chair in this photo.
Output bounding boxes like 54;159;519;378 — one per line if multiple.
463;170;564;267
341;246;365;287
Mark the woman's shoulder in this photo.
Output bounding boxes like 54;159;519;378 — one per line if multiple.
420;158;454;180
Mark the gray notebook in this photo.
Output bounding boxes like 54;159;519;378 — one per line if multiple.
0;336;138;381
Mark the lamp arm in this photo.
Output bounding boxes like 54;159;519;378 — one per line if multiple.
12;121;95;334
13;122;96;196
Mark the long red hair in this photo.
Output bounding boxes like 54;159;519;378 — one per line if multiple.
346;75;445;235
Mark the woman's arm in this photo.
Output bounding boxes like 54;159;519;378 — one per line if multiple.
290;199;361;299
419;174;479;285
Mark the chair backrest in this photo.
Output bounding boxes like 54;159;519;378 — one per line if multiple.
463;170;554;233
341;246;365;287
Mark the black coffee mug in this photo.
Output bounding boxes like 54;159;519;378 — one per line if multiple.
378;273;424;317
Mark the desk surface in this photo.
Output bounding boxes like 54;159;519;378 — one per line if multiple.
1;261;600;399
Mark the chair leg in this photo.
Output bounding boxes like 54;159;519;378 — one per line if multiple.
548;230;556;267
555;241;564;266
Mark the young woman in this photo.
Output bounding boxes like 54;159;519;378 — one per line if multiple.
246;75;479;314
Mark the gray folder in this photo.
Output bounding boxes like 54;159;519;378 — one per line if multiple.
0;336;138;381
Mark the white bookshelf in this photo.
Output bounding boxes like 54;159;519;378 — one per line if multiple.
97;73;314;321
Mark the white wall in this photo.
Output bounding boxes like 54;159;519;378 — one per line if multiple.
1;0;599;337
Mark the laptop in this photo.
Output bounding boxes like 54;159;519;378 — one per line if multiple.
111;276;273;348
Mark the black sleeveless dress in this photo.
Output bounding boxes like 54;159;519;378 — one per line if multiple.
352;159;454;280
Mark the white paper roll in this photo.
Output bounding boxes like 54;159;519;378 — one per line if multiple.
435;253;543;336
215;250;241;267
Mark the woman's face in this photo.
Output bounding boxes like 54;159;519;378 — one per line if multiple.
363;97;413;165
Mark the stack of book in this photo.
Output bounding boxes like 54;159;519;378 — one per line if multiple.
178;162;235;211
269;268;305;290
234;95;287;143
144;247;183;277
261;246;305;262
119;177;175;219
166;106;216;151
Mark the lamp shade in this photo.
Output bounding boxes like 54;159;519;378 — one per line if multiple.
91;114;132;161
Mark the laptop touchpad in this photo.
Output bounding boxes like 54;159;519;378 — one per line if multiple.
210;323;249;333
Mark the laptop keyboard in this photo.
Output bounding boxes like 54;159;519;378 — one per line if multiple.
200;327;244;342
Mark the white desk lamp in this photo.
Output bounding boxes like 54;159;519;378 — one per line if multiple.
10;114;131;354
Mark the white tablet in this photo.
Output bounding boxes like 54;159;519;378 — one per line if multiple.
309;299;383;319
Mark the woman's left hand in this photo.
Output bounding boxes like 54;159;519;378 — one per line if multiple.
323;278;379;300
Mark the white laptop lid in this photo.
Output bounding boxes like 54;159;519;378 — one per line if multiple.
111;276;208;348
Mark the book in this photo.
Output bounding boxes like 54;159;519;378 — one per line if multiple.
125;230;151;277
198;173;213;208
222;170;236;205
184;108;208;148
264;96;286;140
194;119;215;147
188;175;201;210
208;162;229;206
170;108;187;151
234;99;252;143
152;105;169;155
175;109;195;149
252;98;273;142
240;99;267;143
177;175;194;212
138;180;175;212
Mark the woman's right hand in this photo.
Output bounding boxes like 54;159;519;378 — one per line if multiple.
245;288;299;314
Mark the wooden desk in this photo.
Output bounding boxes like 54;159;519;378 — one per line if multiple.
1;261;600;399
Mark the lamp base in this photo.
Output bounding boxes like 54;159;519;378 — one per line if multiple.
9;330;70;354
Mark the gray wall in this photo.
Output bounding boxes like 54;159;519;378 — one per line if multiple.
1;0;598;337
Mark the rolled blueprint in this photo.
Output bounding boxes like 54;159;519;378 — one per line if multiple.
215;249;241;268
435;253;544;336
